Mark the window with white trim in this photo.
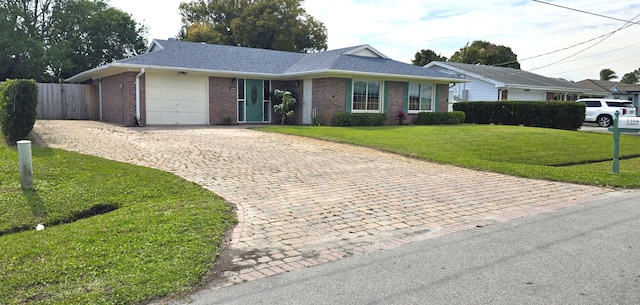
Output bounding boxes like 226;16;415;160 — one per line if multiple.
352;80;381;112
408;83;434;112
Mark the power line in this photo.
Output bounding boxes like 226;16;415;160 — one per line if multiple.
492;26;635;67
531;0;640;25
528;13;639;71
493;1;639;68
543;52;640;76
520;28;632;62
546;41;640;65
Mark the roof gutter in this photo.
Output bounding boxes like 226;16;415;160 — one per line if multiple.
504;84;589;93
136;68;145;125
281;69;471;83
66;63;470;84
64;63;114;83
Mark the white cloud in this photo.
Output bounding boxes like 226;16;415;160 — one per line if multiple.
109;0;640;81
108;0;183;41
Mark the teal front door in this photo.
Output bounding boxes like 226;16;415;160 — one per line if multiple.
245;79;264;122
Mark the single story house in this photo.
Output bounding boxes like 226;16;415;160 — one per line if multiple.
66;39;467;126
424;61;590;110
575;79;640;111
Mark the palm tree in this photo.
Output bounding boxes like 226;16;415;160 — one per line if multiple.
621;68;640;84
599;68;618;81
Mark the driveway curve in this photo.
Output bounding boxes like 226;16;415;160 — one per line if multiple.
32;120;616;289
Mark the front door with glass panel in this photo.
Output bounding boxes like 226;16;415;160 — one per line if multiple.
238;79;271;123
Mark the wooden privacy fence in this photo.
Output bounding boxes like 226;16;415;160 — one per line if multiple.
36;83;99;120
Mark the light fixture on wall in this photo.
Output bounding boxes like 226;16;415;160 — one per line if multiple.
295;80;300;86
231;78;236;84
177;71;187;76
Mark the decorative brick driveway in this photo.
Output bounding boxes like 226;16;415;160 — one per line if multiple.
32;120;615;288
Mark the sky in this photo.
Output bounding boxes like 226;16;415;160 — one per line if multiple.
107;0;640;82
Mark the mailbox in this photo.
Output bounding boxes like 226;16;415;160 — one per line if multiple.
617;117;640;130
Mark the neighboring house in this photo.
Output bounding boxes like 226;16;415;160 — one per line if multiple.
424;61;590;110
575;79;640;111
66;39;467;126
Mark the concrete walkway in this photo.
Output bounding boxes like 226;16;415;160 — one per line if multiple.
32;121;617;289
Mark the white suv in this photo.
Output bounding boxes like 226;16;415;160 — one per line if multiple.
576;98;637;127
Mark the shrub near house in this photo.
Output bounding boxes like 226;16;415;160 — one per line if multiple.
415;111;466;125
0;79;38;144
332;113;387;126
453;101;584;130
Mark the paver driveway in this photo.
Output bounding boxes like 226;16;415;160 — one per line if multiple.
32;120;615;288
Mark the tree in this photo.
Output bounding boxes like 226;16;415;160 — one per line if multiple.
179;0;328;53
178;0;244;46
272;89;296;125
599;68;618;81
449;40;520;69
0;1;48;80
411;49;447;66
0;0;147;82
47;1;147;80
621;69;640;84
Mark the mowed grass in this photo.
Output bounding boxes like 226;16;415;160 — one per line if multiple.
0;142;236;304
257;125;640;188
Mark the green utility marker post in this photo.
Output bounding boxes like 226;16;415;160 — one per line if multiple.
611;111;620;174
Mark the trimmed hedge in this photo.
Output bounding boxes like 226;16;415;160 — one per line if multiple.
453;101;584;130
415;111;466;125
0;79;38;144
332;113;387;126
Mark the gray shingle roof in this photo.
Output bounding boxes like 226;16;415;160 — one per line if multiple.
284;46;454;78
120;39;305;74
428;61;585;90
67;39;464;82
575;79;640;93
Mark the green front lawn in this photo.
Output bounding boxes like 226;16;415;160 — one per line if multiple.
257;125;640;188
0;142;235;304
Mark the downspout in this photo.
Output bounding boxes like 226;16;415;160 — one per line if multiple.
98;79;102;121
135;68;145;125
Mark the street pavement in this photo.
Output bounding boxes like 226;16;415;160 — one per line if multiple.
168;190;640;305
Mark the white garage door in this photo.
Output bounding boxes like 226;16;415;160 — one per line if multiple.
507;89;546;101
146;73;208;125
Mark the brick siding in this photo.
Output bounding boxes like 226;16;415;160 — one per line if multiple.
209;77;238;125
438;84;449;113
311;78;347;125
99;72;142;126
98;74;453;127
387;81;406;124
